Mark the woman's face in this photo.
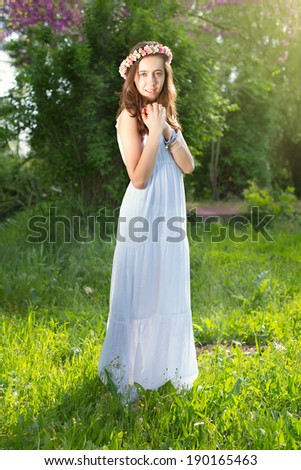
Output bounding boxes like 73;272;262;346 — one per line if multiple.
134;55;165;102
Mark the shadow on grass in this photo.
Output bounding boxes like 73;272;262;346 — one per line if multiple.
5;373;187;450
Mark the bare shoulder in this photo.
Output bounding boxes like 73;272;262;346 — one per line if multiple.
117;109;143;174
118;108;139;135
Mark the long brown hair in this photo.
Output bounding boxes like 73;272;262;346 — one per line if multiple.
117;41;182;136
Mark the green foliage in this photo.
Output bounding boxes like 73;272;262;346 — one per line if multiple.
3;17;128;209
191;89;275;200
218;92;274;194
0;152;42;220
243;181;298;217
1;0;232;213
187;0;301;199
1;0;300;213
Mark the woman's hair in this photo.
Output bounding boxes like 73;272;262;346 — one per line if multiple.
117;41;182;136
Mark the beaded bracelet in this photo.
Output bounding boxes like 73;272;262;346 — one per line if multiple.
170;138;182;152
164;129;177;148
169;132;183;152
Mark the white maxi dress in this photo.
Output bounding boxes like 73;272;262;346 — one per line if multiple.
98;122;198;400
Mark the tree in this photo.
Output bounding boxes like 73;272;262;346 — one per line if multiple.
186;0;301;198
1;0;231;210
1;0;84;40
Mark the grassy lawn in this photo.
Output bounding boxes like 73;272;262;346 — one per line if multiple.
1;204;301;449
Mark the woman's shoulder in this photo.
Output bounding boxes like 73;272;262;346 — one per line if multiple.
117;108;139;133
118;107;137;121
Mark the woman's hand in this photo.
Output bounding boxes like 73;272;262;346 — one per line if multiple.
141;103;166;135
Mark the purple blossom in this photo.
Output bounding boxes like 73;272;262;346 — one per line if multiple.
1;0;84;39
205;0;245;10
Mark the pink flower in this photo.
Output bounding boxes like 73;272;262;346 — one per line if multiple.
119;43;173;79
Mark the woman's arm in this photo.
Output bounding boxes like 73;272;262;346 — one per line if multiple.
163;123;195;174
117;105;165;189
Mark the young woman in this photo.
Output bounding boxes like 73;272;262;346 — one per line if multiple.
98;41;198;402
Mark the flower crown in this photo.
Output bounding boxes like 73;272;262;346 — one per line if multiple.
119;43;173;79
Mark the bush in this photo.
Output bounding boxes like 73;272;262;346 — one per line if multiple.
0;152;42;220
242;181;298;217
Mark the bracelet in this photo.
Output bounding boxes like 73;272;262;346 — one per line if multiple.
164;129;177;148
170;140;183;152
169;133;183;152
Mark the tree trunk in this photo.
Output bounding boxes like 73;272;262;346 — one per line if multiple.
209;136;221;200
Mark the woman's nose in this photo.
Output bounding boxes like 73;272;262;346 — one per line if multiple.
148;75;157;85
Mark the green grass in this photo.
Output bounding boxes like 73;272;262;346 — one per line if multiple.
1;204;301;449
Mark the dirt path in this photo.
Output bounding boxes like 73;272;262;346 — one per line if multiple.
187;200;247;216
